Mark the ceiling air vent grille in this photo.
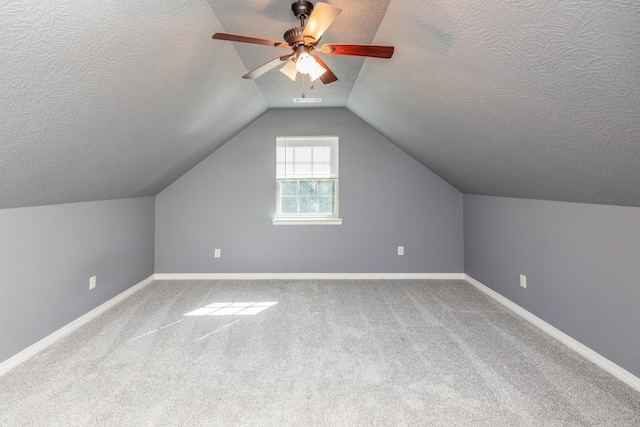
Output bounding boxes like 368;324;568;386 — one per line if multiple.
293;97;322;103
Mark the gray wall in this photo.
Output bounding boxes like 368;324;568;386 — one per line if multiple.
464;194;640;377
0;197;155;363
155;108;463;273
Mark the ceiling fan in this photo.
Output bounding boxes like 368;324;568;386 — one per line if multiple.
212;1;394;86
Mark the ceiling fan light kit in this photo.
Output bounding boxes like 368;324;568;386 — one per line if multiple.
212;1;394;86
295;51;327;81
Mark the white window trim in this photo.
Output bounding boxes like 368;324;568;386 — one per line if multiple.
273;136;343;226
272;217;343;225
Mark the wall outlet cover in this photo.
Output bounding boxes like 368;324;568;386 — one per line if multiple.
520;274;527;289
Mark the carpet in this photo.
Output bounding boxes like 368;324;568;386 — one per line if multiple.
1;279;638;426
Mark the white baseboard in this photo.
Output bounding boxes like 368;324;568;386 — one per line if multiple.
154;273;465;281
0;274;155;377
464;274;640;393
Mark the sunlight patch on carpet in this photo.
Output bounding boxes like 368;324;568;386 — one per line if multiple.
184;302;278;316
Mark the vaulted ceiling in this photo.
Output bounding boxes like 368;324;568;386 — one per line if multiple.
1;0;639;209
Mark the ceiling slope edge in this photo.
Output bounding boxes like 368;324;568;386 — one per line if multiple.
148;1;271;198
155;99;269;197
345;105;462;195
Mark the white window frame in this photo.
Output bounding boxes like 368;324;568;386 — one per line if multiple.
272;136;343;226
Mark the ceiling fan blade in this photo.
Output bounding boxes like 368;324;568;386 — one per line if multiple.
302;2;342;42
313;56;338;84
212;32;289;48
318;44;394;58
243;54;294;79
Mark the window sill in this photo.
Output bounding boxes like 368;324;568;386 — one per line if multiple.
272;217;343;226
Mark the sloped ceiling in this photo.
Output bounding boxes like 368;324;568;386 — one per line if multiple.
1;0;639;209
350;0;640;207
0;0;266;208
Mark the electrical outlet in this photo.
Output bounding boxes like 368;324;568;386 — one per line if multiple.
214;249;221;258
520;274;527;289
89;276;96;290
398;246;404;256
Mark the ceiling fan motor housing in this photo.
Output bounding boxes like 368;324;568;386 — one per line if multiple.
291;1;314;19
284;27;305;46
284;26;320;48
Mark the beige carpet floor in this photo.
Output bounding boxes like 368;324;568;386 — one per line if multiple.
1;279;639;426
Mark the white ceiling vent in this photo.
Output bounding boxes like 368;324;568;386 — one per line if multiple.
293;98;322;103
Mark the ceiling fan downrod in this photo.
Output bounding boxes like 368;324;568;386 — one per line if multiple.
292;1;314;27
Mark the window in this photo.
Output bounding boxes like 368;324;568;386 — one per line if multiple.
273;136;342;225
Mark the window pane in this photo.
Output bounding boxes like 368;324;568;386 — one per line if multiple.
294;163;313;177
299;198;317;214
293;147;312;176
317;180;334;197
280;181;297;197
294;146;312;162
281;197;298;213
313;146;331;162
285;147;294;177
276;146;286;178
312;147;332;176
299;180;316;197
318;197;334;214
313;162;331;176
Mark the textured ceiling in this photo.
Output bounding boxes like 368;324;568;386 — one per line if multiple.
2;0;640;209
349;0;640;206
0;0;266;208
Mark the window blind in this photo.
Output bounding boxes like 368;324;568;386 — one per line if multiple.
276;137;339;179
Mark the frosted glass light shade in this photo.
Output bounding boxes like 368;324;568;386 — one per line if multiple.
279;60;298;81
295;52;326;81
